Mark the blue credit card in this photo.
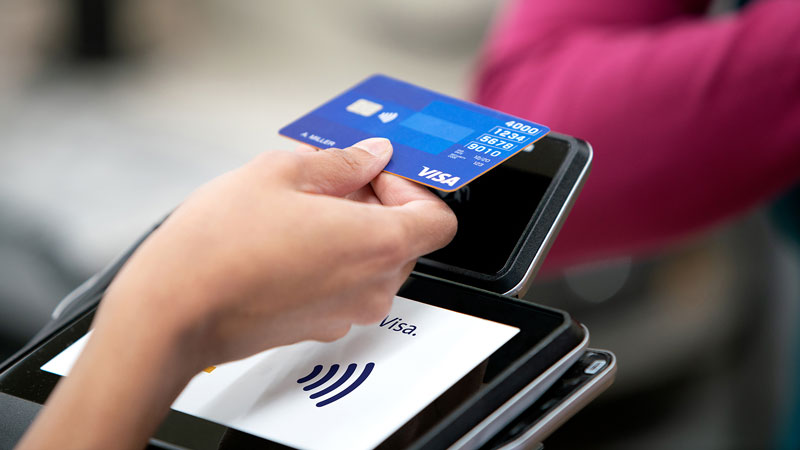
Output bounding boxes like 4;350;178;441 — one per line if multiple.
279;74;550;192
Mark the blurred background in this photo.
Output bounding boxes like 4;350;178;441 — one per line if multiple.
1;0;798;449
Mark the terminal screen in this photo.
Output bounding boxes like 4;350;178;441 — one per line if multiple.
41;296;519;450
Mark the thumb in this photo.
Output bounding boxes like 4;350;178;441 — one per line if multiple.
297;138;393;196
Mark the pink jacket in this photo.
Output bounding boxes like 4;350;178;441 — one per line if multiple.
476;0;800;272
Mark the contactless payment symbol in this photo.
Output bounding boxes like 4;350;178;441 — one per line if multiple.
378;111;398;123
297;362;375;407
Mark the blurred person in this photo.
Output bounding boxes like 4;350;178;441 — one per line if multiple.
475;0;800;272
17;138;457;450
477;1;800;448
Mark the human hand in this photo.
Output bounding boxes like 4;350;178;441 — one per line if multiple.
97;137;457;370
19;138;456;450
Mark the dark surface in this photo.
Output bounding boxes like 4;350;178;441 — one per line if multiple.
482;350;614;449
70;0;120;60
424;163;552;275
0;393;41;450
416;133;589;295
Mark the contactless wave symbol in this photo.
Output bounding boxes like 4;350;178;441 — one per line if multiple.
378;112;398;123
297;362;375;407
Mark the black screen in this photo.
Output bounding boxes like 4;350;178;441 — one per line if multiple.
425;166;552;274
423;138;568;275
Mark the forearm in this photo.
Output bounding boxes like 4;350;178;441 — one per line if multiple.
477;0;800;269
18;290;202;450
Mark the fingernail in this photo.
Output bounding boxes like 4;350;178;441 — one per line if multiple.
354;137;391;156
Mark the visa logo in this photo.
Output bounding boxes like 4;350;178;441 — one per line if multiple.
418;166;461;187
379;315;418;336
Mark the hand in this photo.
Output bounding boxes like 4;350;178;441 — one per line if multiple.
102;137;457;367
19;138;457;450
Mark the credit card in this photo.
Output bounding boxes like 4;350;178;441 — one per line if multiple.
279;74;550;192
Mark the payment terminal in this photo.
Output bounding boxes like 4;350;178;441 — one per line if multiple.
0;132;615;449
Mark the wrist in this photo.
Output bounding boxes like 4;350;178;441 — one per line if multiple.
96;276;210;381
19;289;206;450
